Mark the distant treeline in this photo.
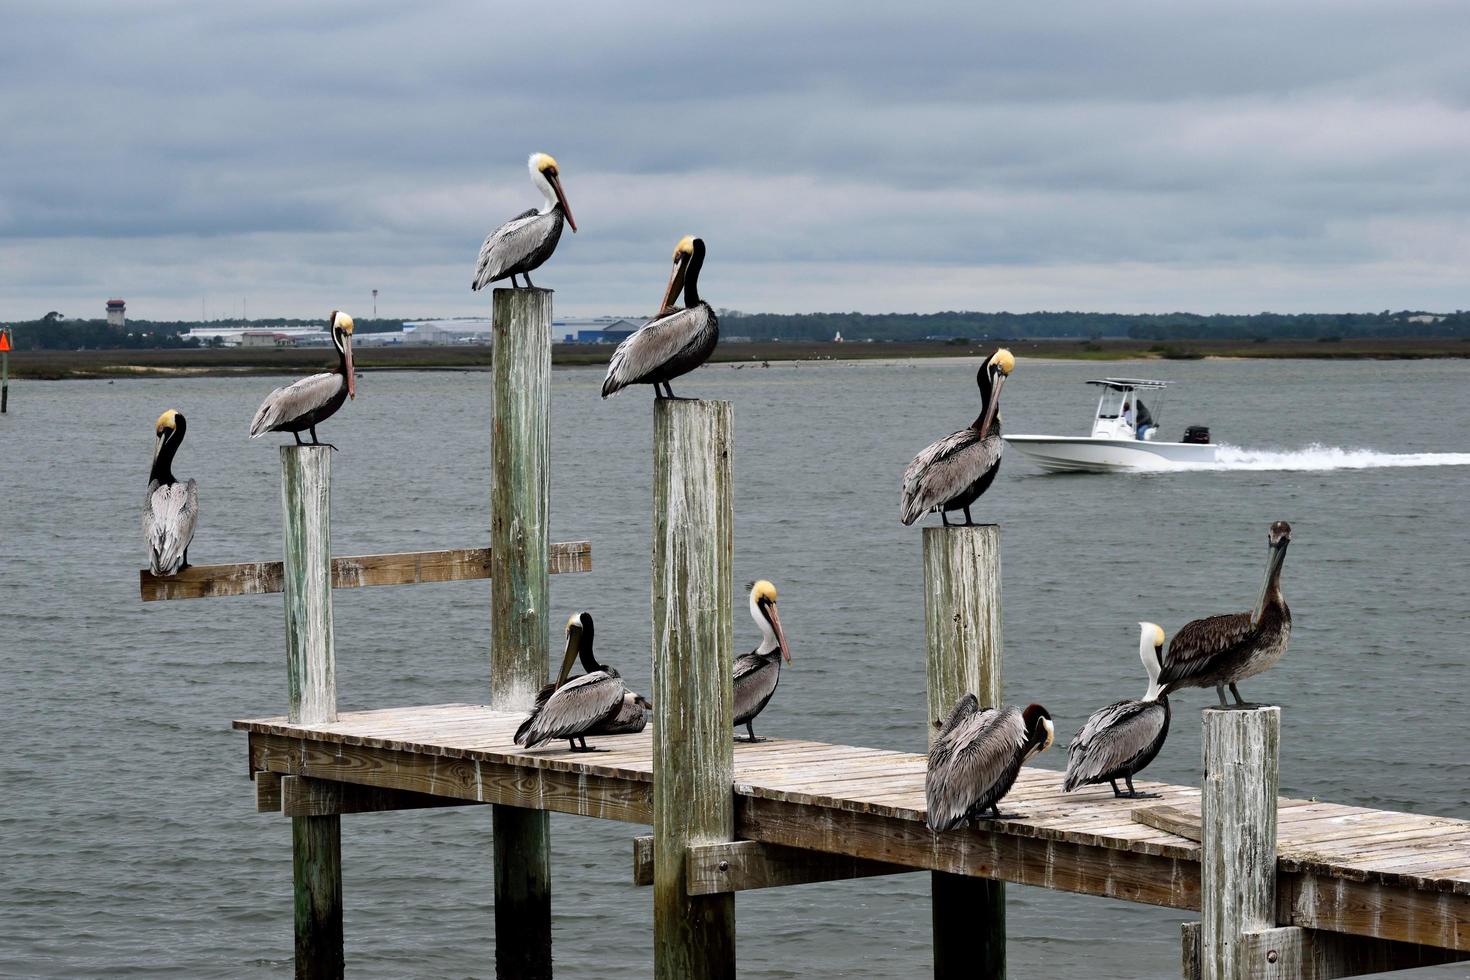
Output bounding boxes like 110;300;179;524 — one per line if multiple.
4;308;1467;351
722;309;1470;342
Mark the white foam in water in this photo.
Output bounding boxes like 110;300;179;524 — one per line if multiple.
1156;443;1470;472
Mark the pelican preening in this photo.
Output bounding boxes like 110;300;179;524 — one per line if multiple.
472;152;577;291
601;236;718;399
925;697;1053;830
901;349;1015;527
1063;623;1172;799
1158;521;1293;708
249;311;356;449
142;410;198;576
733;580;791;743
515;613;627;752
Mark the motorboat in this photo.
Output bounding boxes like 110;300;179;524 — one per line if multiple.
1004;378;1217;473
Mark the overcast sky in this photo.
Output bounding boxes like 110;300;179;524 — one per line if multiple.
3;1;1467;321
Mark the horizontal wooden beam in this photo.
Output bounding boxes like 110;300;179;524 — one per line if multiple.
140;541;592;601
1181;921;1469;979
280;775;486;817
1134;804;1203;842
631;836;916;893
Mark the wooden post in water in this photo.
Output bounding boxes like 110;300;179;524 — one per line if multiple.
651;398;736;980
922;524;1005;980
1199;705;1280;980
279;445;342;980
488;287;553;979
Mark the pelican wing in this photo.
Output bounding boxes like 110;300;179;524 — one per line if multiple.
1063;699;1168;791
926;701;1025;831
589;691;650;735
733;651;770;683
900;428;1000;524
143;478;198;575
472;208;551;290
601;305;717;396
733;652;780;725
1158;611;1253;686
514;670;624;747
249;372;344;437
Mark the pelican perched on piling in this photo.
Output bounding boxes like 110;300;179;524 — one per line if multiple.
1158;521;1293;707
472;152;577;291
1063;623;1171;798
901;349;1015;526
143;410;198;576
248;311;355;449
515;613;627;751
926;698;1053;830
733;580;791;743
601;236;718;399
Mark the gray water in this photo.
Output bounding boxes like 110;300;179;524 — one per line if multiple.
3;357;1468;979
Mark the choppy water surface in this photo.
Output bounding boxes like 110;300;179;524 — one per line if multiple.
3;357;1468;978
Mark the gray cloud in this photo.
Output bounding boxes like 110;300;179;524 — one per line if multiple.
2;0;1468;319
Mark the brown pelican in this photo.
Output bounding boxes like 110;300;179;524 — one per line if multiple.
1158;521;1293;707
514;613;626;752
601;236;718;399
901;349;1015;526
142;410;198;576
1063;622;1171;798
733;580;791;743
589;692;652;736
471;152;577;290
926;698;1053;830
248;311;355;448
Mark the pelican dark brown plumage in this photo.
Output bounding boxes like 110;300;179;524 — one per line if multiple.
901;348;1015;526
733;580;791;743
601;236;718;399
472;152;577;291
926;698;1053;830
515;613;626;752
1063;623;1171;798
589;692;652;736
1158;521;1293;707
142;409;198;576
249;311;355;448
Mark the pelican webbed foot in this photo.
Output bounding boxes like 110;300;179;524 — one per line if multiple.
736;722;766;743
1114;777;1159;799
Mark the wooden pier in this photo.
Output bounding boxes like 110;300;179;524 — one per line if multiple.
145;289;1470;979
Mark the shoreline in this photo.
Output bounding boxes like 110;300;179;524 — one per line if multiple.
5;337;1468;380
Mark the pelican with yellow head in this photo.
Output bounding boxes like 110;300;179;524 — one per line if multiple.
901;348;1015;526
733;580;792;742
143;409;199;576
248;310;356;449
472;152;577;291
601;235;718;399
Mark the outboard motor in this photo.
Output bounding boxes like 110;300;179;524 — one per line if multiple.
1182;425;1211;445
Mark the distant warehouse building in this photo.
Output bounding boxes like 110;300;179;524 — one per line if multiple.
106;299;126;328
240;330;297;348
556;316;640;344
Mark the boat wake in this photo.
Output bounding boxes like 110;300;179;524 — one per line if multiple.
1157;443;1470;473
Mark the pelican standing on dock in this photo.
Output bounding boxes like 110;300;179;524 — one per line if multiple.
733;580;791;742
926;697;1053;830
901;349;1015;526
248;311;355;448
515;613;626;752
601;236;718;399
1158;521;1293;707
471;152;577;291
1063;623;1171;798
142;410;198;576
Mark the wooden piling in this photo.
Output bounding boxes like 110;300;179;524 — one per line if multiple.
1200;705;1280;980
651;398;736;980
922;525;1005;980
488;287;553;979
278;445;342;980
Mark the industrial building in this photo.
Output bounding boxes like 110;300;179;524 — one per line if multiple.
106;299;126;328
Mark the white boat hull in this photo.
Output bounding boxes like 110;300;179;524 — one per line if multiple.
1003;435;1217;473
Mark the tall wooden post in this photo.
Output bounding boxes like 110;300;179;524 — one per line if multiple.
279;445;342;980
1200;706;1280;980
923;525;1005;980
489;287;553;979
651;399;736;980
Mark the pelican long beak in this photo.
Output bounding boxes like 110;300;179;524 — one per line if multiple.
1251;540;1289;626
978;369;1006;436
658;253;688;314
343;334;356;400
152;428;167;463
556;624;582;688
767;601;791;663
549;173;576;232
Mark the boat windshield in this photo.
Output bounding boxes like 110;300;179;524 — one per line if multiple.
1094;388;1127;420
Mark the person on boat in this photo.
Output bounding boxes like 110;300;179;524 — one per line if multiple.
1134;399;1155;440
